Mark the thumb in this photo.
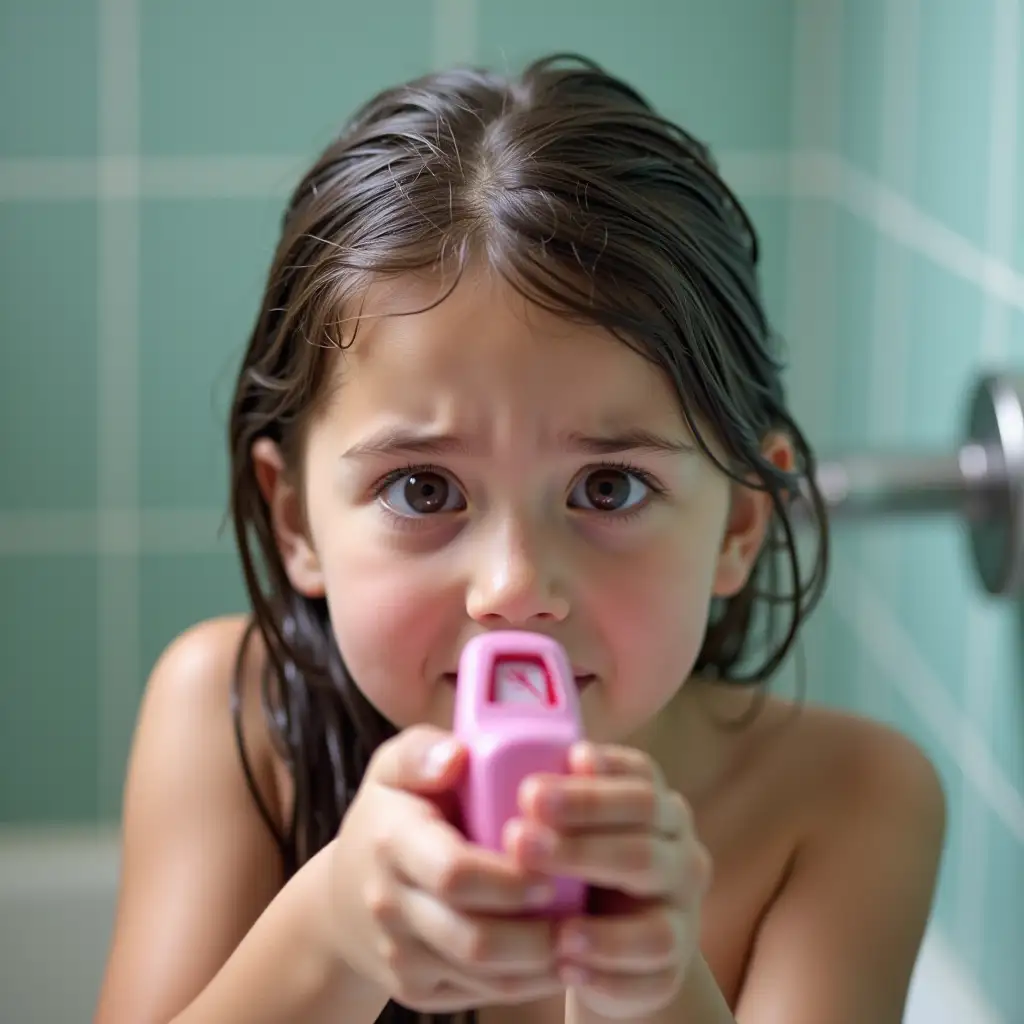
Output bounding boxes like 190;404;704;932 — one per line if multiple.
366;725;466;794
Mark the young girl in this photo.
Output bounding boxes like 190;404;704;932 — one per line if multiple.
95;54;946;1024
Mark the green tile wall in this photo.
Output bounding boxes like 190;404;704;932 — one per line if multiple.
0;0;796;828
1;0;1021;1018
796;2;1024;1019
2;201;99;509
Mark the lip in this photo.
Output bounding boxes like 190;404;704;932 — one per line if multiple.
443;672;596;690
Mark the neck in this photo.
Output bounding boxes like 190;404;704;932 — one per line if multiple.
625;678;765;807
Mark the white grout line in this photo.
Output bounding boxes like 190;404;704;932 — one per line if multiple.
782;0;842;700
716;149;794;195
783;0;842;448
824;153;1024;312
0;826;121;899
852;0;920;731
96;0;141;823
0;150;796;200
431;0;478;70
831;549;1024;848
0;155;305;201
958;0;1021;968
868;0;919;448
0;510;229;557
140;155;306;199
3;146;1022;315
0;158;98;201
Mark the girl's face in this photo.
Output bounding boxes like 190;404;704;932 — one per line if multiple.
256;268;776;744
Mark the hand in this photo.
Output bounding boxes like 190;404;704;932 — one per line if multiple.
505;743;712;1020
327;725;565;1014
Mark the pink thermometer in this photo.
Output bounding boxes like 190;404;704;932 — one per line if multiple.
454;631;586;916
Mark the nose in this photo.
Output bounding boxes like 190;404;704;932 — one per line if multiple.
465;516;570;626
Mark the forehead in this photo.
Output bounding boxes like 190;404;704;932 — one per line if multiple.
326;268;688;436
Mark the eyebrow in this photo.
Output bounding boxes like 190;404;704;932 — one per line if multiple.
340;426;696;461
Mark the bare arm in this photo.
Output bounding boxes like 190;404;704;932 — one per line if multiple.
168;843;388;1024
733;728;946;1024
93;618;388;1024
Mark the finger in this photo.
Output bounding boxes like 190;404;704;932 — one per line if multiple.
367;725;467;794
507;821;704;900
395;974;526;1016
563;963;683;1018
384;803;556;913
434;955;565;1006
519;776;689;836
398;882;557;975
480;970;567;1006
379;933;561;1012
569;743;663;784
555;906;691;973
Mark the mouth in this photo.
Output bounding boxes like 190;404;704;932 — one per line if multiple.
443;672;596;691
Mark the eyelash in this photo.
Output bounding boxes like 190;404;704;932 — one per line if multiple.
370;462;455;532
370;460;667;530
579;459;667;524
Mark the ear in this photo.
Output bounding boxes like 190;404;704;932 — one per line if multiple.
250;437;325;598
712;434;795;598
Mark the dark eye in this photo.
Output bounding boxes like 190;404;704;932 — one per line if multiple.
380;470;466;517
569;468;649;513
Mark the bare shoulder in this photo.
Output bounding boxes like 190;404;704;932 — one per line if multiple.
766;699;945;833
733;697;947;1024
126;614;287;842
95;615;287;1024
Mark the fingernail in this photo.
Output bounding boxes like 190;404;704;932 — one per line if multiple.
526;882;555;906
559;927;588;956
423;740;457;780
561;965;588;987
525;830;556;860
540;789;562;817
571;743;600;773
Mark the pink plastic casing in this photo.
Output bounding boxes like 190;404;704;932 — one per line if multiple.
454;631;586;917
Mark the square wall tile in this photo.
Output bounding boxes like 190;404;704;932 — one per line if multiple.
912;738;963;943
830;210;878;449
1016;75;1024;276
836;614;964;942
905;256;985;448
140;0;434;156
139;197;282;509
0;201;98;510
0;3;97;157
1013;309;1024;360
985;599;1024;795
478;0;795;151
806;581;871;714
893;519;971;712
913;0;996;251
775;196;840;446
139;552;248;684
837;0;886;178
978;812;1024;1019
739;196;790;335
0;556;98;823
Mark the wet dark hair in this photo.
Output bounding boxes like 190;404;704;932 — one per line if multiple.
228;53;828;1023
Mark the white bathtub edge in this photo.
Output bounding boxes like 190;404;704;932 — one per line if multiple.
906;924;1004;1024
0;825;121;897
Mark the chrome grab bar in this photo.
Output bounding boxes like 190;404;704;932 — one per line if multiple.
795;373;1024;597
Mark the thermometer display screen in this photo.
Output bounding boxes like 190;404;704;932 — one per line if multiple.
490;657;557;707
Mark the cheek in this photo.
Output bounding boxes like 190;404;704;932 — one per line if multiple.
598;516;724;685
308;508;455;718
